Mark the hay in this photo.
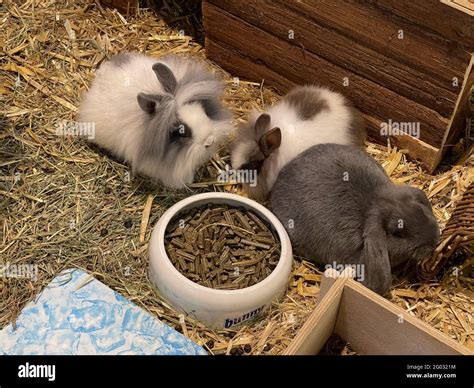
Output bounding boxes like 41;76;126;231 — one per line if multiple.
0;0;473;354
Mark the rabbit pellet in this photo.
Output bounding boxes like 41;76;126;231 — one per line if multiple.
164;204;281;290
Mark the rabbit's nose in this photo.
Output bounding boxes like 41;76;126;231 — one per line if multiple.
204;136;215;148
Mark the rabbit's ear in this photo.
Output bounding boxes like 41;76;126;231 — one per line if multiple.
152;63;177;94
254;113;271;133
361;210;392;295
137;93;163;114
258;127;281;157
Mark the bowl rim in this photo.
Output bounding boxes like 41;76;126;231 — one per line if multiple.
149;192;293;296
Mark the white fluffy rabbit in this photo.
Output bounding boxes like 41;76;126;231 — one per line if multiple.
230;85;365;199
79;52;233;188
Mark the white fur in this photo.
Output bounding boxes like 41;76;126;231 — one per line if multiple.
80;54;158;161
138;102;230;188
231;86;361;195
79;53;232;188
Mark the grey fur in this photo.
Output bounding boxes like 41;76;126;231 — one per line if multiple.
152;63;177;95
109;53;133;67
285;87;329;120
270;144;440;295
196;99;232;121
135;55;230;171
139;95;177;162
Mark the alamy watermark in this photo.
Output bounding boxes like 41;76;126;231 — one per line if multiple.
324;261;365;282
217;166;257;187
380;119;420;139
18;362;55;382
54;120;95;140
0;262;38;281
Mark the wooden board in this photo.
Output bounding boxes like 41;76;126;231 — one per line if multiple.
439;55;474;164
318;268;341;301
335;280;472;355
209;0;460;117
278;0;470;87
371;0;474;51
363;115;441;171
441;0;474;16
203;2;449;150
285;273;472;355
283;272;352;355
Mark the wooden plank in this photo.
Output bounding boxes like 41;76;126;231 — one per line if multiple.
384;134;440;173
280;0;470;87
209;0;459;117
319;267;355;301
441;0;474;16
203;3;449;148
283;273;351;355
335;280;472;355
437;55;474;165
318;268;340;302
372;0;474;50
363;115;441;172
205;38;293;91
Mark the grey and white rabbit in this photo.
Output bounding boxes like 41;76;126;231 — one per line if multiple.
230;86;365;199
79;52;233;188
270;143;440;295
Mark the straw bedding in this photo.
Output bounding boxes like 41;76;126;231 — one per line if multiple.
1;1;472;354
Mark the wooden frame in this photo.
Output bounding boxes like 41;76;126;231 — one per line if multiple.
441;0;474;16
284;269;472;355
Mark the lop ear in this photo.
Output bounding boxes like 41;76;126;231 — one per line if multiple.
361;209;392;295
258;127;281;157
137;93;163;114
152;63;177;94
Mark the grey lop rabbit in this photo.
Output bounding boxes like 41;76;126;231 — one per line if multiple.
270;143;440;295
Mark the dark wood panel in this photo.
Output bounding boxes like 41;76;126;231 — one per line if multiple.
203;1;448;148
438;59;474;164
209;0;459;117
371;0;474;52
279;0;469;88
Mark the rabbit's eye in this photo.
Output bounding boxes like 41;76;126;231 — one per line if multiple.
388;216;409;238
171;123;192;139
391;227;406;238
